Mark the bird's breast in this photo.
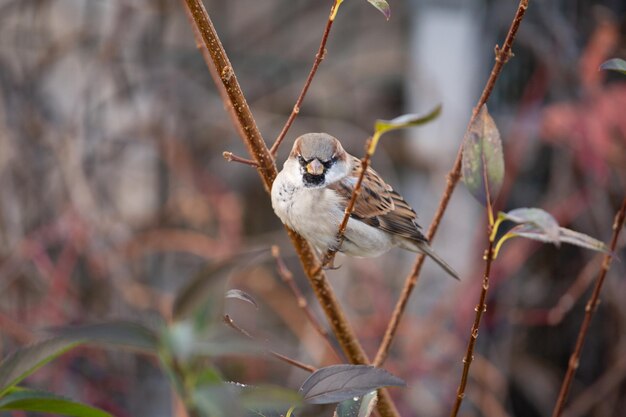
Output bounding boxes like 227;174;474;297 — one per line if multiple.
271;175;393;256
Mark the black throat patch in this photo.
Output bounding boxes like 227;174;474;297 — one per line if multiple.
303;173;325;187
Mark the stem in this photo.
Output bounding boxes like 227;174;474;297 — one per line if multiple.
223;314;316;373
551;197;626;417
373;0;529;367
489;213;505;243
222;151;259;167
180;2;400;416
269;0;338;156
492;232;517;259
271;246;343;362
449;230;496;417
320;136;375;269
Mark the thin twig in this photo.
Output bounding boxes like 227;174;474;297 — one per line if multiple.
269;0;338;157
181;0;275;192
318;137;374;270
448;129;499;417
373;0;529;367
223;314;316;373
222;151;259;167
551;197;626;417
450;234;496;417
562;340;626;417
512;257;600;326
272;246;343;362
180;2;401;416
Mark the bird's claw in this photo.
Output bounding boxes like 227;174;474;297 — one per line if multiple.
320;251;341;270
322;261;341;270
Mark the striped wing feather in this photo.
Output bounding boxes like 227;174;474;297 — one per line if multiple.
329;158;427;243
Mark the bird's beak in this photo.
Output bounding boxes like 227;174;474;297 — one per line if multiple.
306;159;324;175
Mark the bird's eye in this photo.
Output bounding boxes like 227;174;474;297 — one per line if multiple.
322;155;338;169
297;155;307;166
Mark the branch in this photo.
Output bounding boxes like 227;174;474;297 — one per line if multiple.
319;137;374;269
222;151;259;167
373;0;529;367
180;2;401;416
271;246;343;362
269;0;339;156
551;197;626;417
449;232;496;417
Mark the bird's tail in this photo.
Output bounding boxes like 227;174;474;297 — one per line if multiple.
409;240;460;280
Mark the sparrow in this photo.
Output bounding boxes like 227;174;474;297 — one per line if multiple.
271;133;459;280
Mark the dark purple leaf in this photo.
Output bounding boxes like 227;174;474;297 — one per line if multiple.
299;365;404;405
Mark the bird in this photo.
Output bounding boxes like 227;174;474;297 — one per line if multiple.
271;133;459;280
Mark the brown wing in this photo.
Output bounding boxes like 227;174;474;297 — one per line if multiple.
328;157;427;243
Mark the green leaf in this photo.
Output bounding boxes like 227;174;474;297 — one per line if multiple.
239;385;303;412
0;388;112;417
512;225;609;253
161;321;196;362
461;105;505;206
334;391;377;417
374;105;441;136
52;321;160;353
366;0;391;20
299;365;404;405
558;227;609;252
497;208;609;253
0;338;82;396
501;208;560;245
600;58;626;75
192;327;263;357
0;322;160;397
173;248;269;322
195;368;224;386
173;262;232;322
161;319;261;363
193;384;242;417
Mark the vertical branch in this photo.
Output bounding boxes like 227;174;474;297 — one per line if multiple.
449;229;495;417
373;0;529;367
181;0;275;192
270;0;339;156
551;197;626;417
180;2;401;416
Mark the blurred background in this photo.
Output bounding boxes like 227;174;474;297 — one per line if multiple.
0;0;625;416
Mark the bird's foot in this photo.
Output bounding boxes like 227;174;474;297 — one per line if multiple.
320;251;341;270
